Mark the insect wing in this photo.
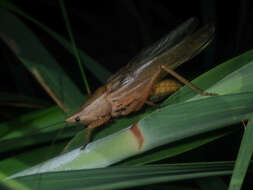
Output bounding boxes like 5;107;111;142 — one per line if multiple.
128;17;198;71
152;23;215;72
107;17;199;91
106;19;215;110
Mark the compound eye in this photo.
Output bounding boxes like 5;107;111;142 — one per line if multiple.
75;116;80;122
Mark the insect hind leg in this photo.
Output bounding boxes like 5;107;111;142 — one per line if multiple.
161;65;217;96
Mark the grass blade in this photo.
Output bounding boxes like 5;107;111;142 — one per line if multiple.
0;106;66;152
228;119;253;190
164;49;253;105
0;92;50;109
0;0;111;83
119;128;232;166
11;92;253;177
0;172;29;190
0;8;83;112
0;141;67;176
12;161;253;190
59;0;90;95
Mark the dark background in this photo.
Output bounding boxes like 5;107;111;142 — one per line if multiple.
1;0;253;98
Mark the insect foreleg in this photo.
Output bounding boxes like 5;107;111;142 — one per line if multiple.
82;115;111;149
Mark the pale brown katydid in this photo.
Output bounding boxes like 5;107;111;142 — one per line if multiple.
65;17;216;149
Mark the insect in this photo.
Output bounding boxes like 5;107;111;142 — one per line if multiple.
65;17;216;148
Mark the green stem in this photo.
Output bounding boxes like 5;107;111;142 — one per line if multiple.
59;0;91;95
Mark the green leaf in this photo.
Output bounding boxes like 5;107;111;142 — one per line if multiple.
228;119;253;190
0;172;29;190
164;49;253;105
59;0;90;95
0;0;111;83
12;161;253;190
0;106;65;152
11;92;253;176
0;141;67;176
0;92;50;109
119;128;232;166
0;8;83;112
